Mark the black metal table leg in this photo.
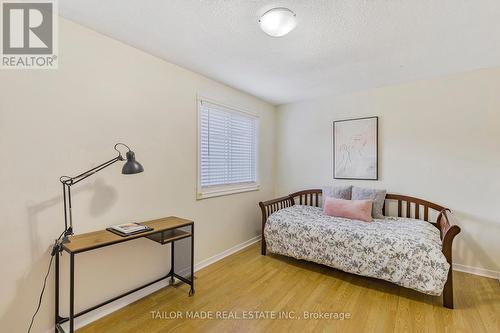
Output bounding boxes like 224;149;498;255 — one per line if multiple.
169;241;175;285
189;224;195;296
69;253;75;333
55;251;60;333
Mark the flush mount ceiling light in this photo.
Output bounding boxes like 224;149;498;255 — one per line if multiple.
259;7;297;37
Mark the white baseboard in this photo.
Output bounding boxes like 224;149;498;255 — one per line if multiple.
193;235;260;272
453;263;500;280
46;235;261;333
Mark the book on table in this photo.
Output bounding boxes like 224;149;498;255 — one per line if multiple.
107;222;153;237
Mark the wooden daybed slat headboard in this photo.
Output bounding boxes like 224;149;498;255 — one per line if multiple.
286;189;446;221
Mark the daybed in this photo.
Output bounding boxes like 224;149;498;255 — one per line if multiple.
259;189;461;309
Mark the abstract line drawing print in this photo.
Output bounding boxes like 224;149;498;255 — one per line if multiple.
334;117;378;180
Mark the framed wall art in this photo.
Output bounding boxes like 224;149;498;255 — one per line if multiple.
333;116;378;180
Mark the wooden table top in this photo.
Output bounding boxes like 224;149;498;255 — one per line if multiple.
62;216;193;254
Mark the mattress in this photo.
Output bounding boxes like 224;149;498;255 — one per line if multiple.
264;205;450;295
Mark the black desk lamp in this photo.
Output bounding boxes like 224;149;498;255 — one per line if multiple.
59;143;144;244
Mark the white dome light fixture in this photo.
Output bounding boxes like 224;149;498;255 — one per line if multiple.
259;7;297;37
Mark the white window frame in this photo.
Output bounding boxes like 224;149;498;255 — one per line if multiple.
197;96;260;200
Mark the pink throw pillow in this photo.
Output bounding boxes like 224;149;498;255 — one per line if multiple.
323;197;373;222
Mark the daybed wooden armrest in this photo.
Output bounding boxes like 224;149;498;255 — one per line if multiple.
437;209;462;309
259;195;293;255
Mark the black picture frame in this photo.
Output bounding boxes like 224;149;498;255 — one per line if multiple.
333;116;379;180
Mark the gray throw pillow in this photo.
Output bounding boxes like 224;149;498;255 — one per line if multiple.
322;185;352;207
351;186;387;218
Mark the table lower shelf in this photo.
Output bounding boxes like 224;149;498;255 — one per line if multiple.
146;229;192;244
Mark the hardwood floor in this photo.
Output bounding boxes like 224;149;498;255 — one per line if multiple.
78;242;500;333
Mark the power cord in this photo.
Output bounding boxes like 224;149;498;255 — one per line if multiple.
27;231;64;333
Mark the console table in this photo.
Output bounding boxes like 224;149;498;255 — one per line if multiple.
55;216;194;333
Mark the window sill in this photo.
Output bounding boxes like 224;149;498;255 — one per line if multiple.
197;183;260;200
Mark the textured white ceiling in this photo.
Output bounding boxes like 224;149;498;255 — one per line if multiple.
60;0;500;105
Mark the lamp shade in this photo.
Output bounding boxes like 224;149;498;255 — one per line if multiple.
122;150;144;174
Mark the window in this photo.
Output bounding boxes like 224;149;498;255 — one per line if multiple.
197;98;259;199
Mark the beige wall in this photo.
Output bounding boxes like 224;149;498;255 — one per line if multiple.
0;18;276;332
276;68;500;275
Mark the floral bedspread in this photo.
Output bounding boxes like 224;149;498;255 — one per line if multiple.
264;205;449;295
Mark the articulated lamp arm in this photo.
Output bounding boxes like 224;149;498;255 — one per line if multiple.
58;143;143;244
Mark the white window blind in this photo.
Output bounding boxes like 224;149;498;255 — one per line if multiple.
199;99;258;193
